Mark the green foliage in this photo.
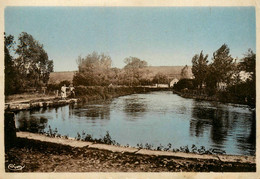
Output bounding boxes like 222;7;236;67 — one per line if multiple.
73;52;112;86
15;32;54;89
102;131;117;145
191;44;236;91
181;65;191;79
123;57;148;86
173;79;195;91
225;80;255;106
152;72;168;84
4;33;21;95
207;44;234;89
73;53;150;87
191;51;209;88
239;49;255;82
47;80;71;92
59;80;71;88
4;32;53;95
224;52;256;106
190;44;255;105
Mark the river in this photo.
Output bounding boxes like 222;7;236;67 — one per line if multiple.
15;91;256;156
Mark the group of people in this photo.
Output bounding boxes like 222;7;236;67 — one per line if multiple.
61;84;75;99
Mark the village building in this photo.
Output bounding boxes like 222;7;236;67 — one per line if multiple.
170;78;179;87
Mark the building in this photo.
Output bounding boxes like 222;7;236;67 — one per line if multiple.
170;78;179;87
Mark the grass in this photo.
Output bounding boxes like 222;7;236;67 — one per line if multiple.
29;126;226;155
5;93;56;103
6;137;255;172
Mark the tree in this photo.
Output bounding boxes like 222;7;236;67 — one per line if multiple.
152;72;168;84
239;49;255;82
206;44;234;89
123;57;148;86
173;79;195;91
15;32;53;89
191;51;209;88
181;65;191;79
4;33;21;95
236;49;256;105
73;52;112;86
107;67;121;85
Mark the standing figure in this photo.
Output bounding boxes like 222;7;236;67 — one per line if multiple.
61;84;67;99
69;84;75;98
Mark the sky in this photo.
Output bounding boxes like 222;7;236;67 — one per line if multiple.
5;7;256;72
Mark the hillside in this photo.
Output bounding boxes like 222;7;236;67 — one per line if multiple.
48;66;192;84
145;66;192;79
49;71;76;84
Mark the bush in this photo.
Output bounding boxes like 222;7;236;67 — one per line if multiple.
173;79;195;91
47;80;72;93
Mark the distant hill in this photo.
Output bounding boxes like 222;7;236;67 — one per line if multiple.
49;71;76;84
145;66;192;79
48;66;193;84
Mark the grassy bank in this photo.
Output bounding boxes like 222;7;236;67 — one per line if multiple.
5;93;56;103
173;89;255;108
5;137;256;172
75;86;170;102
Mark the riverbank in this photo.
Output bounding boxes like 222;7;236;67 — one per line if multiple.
5;86;170;112
173;90;218;102
5;132;256;172
74;85;170;102
5;98;78;112
173;89;255;107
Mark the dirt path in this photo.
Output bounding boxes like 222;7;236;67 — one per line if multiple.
5;94;56;103
5;136;256;172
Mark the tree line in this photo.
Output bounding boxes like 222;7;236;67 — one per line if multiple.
5;32;54;95
4;32;183;96
174;44;255;106
6;31;254;106
72;52;175;87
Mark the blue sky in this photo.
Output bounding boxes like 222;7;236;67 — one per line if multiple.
5;7;256;72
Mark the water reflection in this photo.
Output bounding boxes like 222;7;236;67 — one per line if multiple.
190;100;255;154
190;102;233;146
71;102;111;120
14;91;255;155
123;97;148;118
235;111;256;155
210;113;229;146
18;114;48;133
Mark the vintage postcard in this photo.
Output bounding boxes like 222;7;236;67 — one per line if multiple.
1;0;259;178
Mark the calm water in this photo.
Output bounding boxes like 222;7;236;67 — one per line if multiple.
15;91;256;156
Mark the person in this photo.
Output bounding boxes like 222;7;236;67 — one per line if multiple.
69;84;75;98
61;84;67;99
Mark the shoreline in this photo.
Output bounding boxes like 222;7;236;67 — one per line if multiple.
5;86;170;112
6;87;254;112
5;131;256;172
16;131;255;163
4;89;256;172
172;89;255;108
